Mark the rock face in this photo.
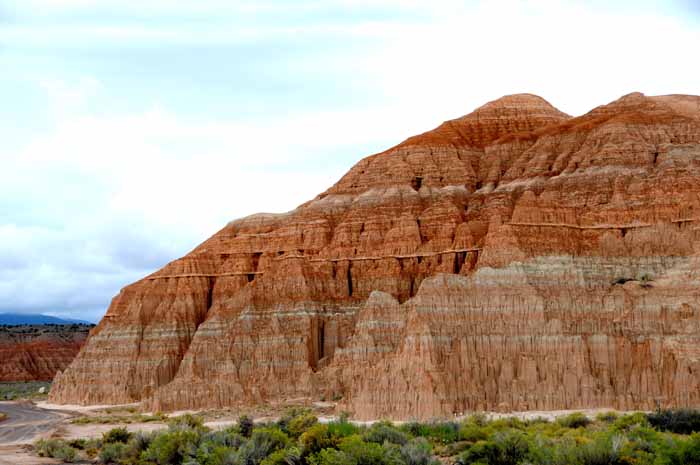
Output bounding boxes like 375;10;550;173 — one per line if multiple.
0;325;92;382
50;93;700;419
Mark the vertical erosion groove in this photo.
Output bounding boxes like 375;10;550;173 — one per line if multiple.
319;320;325;361
347;262;354;297
454;252;467;274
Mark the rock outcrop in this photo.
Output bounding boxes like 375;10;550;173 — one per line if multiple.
50;93;700;419
0;325;92;382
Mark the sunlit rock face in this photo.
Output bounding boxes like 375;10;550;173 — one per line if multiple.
50;93;700;419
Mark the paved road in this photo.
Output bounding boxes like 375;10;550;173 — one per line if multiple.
0;402;64;445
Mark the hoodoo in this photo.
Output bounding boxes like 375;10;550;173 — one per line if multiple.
50;93;700;419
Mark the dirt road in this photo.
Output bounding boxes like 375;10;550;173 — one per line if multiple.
0;402;64;445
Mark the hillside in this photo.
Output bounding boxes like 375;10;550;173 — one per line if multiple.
0;324;93;382
50;92;700;419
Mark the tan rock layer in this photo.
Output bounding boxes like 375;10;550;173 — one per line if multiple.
50;93;700;419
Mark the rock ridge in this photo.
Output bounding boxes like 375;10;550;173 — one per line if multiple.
50;93;700;419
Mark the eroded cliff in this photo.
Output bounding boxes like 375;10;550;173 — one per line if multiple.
0;325;92;382
50;93;700;419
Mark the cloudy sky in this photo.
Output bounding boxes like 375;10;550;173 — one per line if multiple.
1;0;698;322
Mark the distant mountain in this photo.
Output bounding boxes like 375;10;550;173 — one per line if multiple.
0;313;93;326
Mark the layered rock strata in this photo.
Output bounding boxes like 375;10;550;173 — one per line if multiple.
51;93;700;419
0;325;92;382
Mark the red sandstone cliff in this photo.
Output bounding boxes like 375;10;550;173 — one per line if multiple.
0;325;91;382
50;93;700;419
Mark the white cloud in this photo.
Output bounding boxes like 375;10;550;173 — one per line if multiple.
1;0;699;320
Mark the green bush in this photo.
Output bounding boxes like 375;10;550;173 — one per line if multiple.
310;448;355;465
287;412;319;438
237;427;290;465
456;431;528;465
235;415;254;437
301;424;341;456
401;421;460;444
99;442;128;464
556;413;591;429
169;413;206;431
54;445;78;463
648;409;700;434
327;419;361;439
34;439;79;463
400;438;439;465
103;427;132;444
260;446;303;465
459;423;489;443
338;435;402;465
363;422;409;446
612;412;649;431
142;428;201;465
573;434;625;465
677;434;700;465
596;411;619;423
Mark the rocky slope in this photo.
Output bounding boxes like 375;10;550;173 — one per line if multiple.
50;92;700;419
0;325;92;382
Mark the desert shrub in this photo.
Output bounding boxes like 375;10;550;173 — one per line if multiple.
400;438;439;465
169;413;206;431
103;427;132;444
456;431;528;465
260;446;303;465
595;411;619;423
459;423;489;443
526;435;578;465
309;448;355;465
363;422;409;446
54;445;78;463
278;408;310;431
67;438;87;450
195;442;237;465
201;429;246;449
673;434;700;465
287;412;319;438
612;412;649;432
236;427;290;465
35;439;79;463
301;424;341;456
35;438;65;457
338;435;402;465
142;428;201;465
327;418;361;439
647;409;700;434
401;421;460;444
99;442;128;464
557;413;591;429
573;434;625;465
240;415;255;438
439;441;473;457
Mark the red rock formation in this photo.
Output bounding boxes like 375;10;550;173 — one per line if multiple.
0;325;91;382
50;93;700;419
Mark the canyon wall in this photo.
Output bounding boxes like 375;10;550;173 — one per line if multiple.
0;325;92;382
50;93;700;419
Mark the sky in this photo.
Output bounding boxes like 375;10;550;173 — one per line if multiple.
0;0;698;322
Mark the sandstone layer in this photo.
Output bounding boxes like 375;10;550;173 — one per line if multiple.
0;325;92;382
51;93;700;419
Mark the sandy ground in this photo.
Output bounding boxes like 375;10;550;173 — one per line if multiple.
35;401;140;413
